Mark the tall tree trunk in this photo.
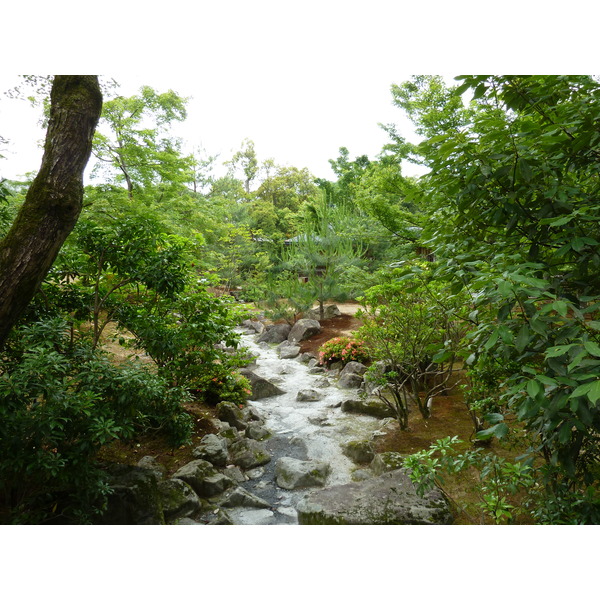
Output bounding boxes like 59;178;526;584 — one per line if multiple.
0;75;103;348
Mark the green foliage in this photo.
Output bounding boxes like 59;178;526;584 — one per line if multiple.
391;74;600;520
357;266;468;427
0;318;192;523
318;336;369;367
280;193;365;317
92;85;193;201
404;436;535;524
118;283;250;404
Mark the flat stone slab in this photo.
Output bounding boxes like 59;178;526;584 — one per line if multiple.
296;469;453;525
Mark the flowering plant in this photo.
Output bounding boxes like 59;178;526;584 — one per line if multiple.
318;336;369;367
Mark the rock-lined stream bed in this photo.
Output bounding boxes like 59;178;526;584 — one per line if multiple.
98;317;453;525
224;326;398;524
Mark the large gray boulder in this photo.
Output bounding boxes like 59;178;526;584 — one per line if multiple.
337;372;364;389
136;455;167;481
241;319;265;334
288;318;321;343
306;305;341;321
279;343;301;359
229;438;271;470
296;469;453;525
341;440;376;464
172;459;235;498
340;361;368;377
341;398;395;419
158;478;203;522
257;323;292;344
192;433;229;467
275;457;331;490
216;401;248;431
338;361;368;388
239;368;285;400
98;465;164;525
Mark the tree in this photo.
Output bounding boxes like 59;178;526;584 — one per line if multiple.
397;75;600;520
0;76;103;349
91;86;191;201
227;138;259;194
357;269;466;428
281;193;364;319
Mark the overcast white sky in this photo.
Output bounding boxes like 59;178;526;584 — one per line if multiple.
2;1;598;186
0;69;425;183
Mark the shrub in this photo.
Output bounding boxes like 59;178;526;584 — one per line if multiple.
319;336;369;367
0;318;192;524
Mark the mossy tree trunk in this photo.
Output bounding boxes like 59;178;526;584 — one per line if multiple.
0;75;103;348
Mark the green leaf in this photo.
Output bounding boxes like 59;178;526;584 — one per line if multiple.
517;158;532;182
527;378;544;399
584;340;600;357
485;413;505;425
552;300;568;317
432;349;453;363
546;344;574;358
484;330;499;351
476;422;509;441
570;382;593;398
515;324;530;353
558;422;572;444
588;380;600;406
535;374;557;386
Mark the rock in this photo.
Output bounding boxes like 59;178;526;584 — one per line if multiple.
136;456;166;480
223;465;247;484
308;366;326;374
245;423;271;441
296;388;322;403
288;318;321;343
98;465;164;525
158;478;202;522
256;323;292;344
328;361;343;373
306;305;342;320
296;469;453;525
215;423;242;445
307;358;319;368
245;467;265;479
315;379;331;388
341;440;376;464
172;459;235;498
341;398;395;419
192;433;229;467
216;401;248;431
351;469;373;482
370;452;405;475
246;320;265;334
338;372;364;389
229;438;271;469
243;405;263;422
275;457;331;490
239;368;285;400
219;486;271;509
340;361;368;377
298;353;315;364
279;344;301;359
